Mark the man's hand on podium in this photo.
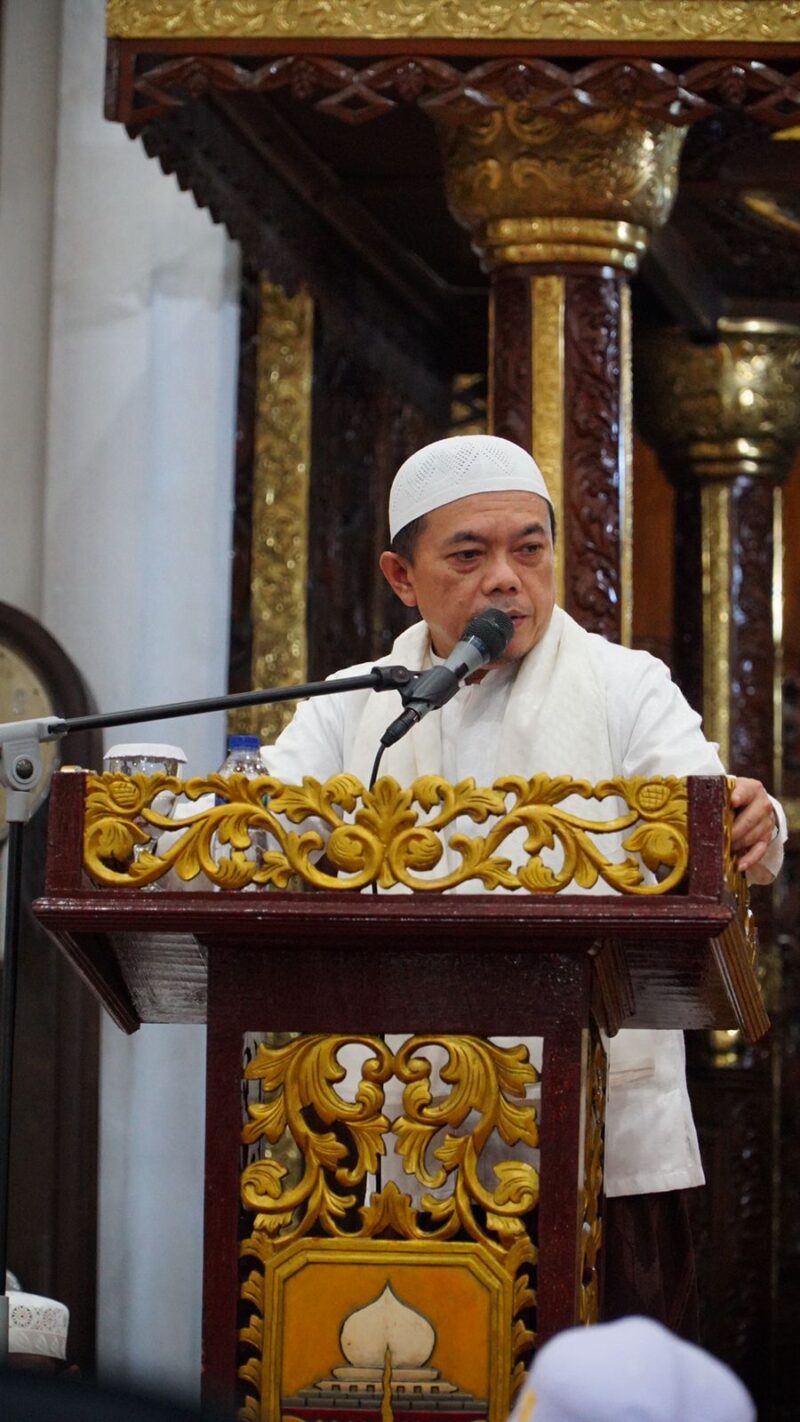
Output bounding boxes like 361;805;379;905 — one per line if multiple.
730;776;781;882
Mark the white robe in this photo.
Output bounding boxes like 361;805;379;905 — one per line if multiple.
261;608;785;1197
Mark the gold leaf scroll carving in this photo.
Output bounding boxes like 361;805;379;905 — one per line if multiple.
106;2;800;45
83;771;693;894
239;1034;539;1419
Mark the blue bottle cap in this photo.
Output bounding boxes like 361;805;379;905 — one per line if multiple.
227;735;261;750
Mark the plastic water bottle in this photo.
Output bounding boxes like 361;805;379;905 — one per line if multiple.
215;733;267;885
216;733;264;781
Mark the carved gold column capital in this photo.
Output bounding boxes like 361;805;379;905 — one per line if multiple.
635;321;800;785
433;102;686;272
635;321;800;485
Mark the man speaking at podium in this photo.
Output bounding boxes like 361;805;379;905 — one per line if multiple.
258;433;786;1338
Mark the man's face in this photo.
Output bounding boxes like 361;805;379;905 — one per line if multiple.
379;490;556;664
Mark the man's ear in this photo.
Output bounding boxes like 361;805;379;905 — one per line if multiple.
379;550;418;608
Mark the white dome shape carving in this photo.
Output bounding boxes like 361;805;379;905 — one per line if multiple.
339;1284;435;1370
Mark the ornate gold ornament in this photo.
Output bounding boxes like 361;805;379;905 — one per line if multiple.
239;1033;539;1419
229;280;313;745
240;1034;540;1248
83;771;693;894
106;1;800;44
433;103;685;272
635;324;800;483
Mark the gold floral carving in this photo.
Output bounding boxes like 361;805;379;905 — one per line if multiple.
83;771;692;894
433;102;685;271
579;1026;606;1326
531;275;565;604
239;1034;538;1418
240;1034;539;1248
106;1;800;44
230;279;313;745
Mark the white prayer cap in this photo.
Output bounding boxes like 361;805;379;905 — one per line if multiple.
389;434;552;540
7;1291;69;1362
510;1317;755;1422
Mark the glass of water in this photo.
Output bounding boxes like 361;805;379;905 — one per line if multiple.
104;742;187;884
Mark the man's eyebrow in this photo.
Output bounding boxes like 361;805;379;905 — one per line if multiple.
444;522;548;546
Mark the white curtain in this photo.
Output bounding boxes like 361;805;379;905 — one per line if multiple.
36;0;239;1398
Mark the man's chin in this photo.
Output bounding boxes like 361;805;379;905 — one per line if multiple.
502;625;540;661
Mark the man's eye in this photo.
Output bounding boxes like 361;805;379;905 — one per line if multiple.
452;550;481;562
520;542;544;555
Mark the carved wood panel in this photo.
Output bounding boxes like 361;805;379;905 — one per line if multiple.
563;273;623;642
307;318;448;680
687;1045;775;1406
490;273;532;451
729;477;776;786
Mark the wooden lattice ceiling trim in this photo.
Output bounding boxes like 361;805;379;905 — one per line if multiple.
107;53;800;127
106;1;800;47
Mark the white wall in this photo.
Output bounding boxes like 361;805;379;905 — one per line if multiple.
0;0;62;619
1;0;241;1399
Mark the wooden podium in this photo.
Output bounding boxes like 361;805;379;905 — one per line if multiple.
36;769;767;1421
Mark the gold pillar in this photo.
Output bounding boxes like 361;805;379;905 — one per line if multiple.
635;321;800;787
432;101;686;644
228;278;314;745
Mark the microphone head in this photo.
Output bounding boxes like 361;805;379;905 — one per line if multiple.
463;607;515;661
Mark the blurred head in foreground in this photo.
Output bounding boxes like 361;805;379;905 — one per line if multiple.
509;1316;755;1422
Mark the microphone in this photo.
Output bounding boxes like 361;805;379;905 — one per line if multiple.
380;607;515;747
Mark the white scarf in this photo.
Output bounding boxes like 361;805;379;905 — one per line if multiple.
346;606;658;1109
347;606;629;887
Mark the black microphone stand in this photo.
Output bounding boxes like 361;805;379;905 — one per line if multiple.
0;663;417;1359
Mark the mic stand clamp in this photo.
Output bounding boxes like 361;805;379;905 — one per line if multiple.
369;666;420;694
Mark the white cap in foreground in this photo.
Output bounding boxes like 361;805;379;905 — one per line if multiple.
7;1291;69;1362
510;1317;755;1422
389;434;552;541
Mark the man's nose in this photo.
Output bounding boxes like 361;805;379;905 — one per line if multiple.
482;551;520;594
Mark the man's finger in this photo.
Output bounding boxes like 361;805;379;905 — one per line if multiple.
731;804;774;847
736;838;770;872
